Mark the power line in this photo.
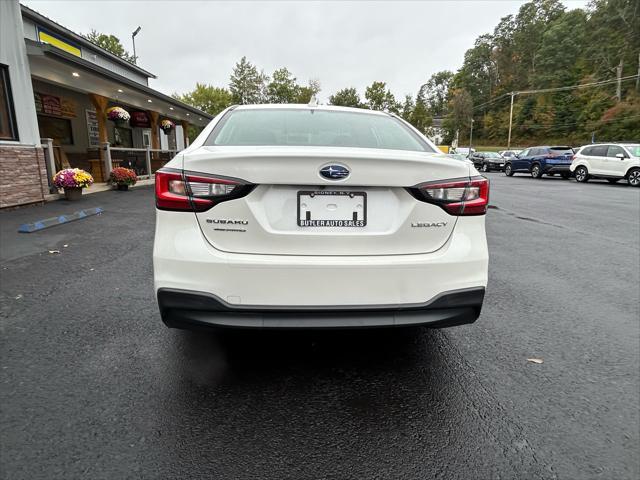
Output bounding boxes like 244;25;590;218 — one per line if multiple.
512;113;640;130
515;75;638;95
473;93;511;111
471;75;639;112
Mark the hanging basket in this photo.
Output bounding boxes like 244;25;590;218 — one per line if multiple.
160;119;175;135
106;106;131;125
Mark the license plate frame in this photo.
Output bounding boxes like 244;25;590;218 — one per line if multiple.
297;190;367;227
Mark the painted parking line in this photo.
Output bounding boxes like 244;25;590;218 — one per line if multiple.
18;207;103;233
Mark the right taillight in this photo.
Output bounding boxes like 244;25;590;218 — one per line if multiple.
409;176;490;216
155;169;253;212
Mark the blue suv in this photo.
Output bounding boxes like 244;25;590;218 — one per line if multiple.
504;146;574;179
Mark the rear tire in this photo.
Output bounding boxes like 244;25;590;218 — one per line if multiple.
575;166;589;183
628;168;640;187
531;164;543;178
505;164;514;176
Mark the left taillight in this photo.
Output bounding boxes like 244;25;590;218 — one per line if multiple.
409;176;490;216
155;170;252;212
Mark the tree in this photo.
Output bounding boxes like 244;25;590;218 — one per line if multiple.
410;94;432;134
329;87;363;108
364;81;400;113
400;95;415;122
266;67;299;103
422;71;454;116
295;79;321;104
83;30;136;63
444;88;473;141
172;84;233;116
229;57;268;104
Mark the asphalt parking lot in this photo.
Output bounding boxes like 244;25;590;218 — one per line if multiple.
1;175;639;479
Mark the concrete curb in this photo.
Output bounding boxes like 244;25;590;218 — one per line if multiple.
18;207;103;233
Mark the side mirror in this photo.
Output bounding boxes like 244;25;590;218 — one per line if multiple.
615;153;626;159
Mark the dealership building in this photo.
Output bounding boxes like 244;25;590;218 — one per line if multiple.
0;0;212;208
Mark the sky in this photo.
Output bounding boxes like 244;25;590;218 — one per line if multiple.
22;0;590;102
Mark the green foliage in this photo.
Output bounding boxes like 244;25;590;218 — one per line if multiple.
446;0;640;144
364;81;400;113
444;89;474;140
229;57;268;104
410;96;432;134
83;30;136;64
266;67;299;103
266;68;321;103
422;71;454;117
401;95;415;122
328;88;363;108
172;83;233;116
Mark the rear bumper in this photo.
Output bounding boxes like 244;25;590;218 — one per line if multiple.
544;165;571;173
157;287;485;329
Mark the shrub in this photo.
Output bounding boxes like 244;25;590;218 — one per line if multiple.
109;167;138;186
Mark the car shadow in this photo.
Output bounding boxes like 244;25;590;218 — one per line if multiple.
151;326;524;478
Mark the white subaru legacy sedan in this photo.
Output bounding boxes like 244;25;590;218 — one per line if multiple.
153;104;489;329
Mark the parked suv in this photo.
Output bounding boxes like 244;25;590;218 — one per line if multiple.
504;146;573;179
470;151;505;172
570;143;640;187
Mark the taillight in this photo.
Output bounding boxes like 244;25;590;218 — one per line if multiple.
409;176;489;216
155;169;253;212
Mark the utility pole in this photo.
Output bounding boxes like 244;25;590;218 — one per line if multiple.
469;118;474;152
636;53;639;91
507;92;515;149
616;59;623;101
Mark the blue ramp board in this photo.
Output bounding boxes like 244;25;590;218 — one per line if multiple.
18;207;103;233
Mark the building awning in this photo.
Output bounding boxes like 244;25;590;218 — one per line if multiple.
25;39;212;127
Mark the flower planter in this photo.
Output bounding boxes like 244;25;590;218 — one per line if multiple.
64;187;82;201
116;184;129;191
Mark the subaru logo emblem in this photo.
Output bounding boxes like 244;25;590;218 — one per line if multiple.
320;164;350;180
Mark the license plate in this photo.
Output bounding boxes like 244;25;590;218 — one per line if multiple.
298;191;366;227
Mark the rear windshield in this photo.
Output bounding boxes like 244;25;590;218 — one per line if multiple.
550;146;573;153
623;144;640;156
205;109;434;152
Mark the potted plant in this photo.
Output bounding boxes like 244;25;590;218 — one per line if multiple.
53;168;94;200
109;167;138;191
106;106;130;126
160;119;175;135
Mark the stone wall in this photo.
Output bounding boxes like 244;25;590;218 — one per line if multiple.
0;145;48;208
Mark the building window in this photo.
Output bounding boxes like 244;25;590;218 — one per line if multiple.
37;115;73;145
0;64;19;141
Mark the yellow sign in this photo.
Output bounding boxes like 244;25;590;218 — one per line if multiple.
438;145;450;154
37;28;81;57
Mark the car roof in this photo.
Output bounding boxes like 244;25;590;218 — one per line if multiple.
233;103;391;117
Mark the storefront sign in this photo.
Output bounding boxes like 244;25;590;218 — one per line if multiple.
37;27;82;57
86;109;100;147
34;93;77;118
41;94;62;116
60;98;76;118
130;111;151;128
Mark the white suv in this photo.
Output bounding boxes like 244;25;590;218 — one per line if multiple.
153;104;489;329
570;143;640;186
